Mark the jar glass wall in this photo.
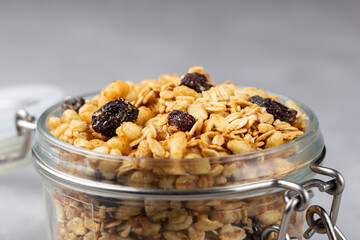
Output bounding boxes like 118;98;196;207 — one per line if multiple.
43;181;308;240
33;92;324;240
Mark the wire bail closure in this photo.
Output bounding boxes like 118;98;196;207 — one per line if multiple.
263;147;347;240
302;147;346;240
0;109;36;164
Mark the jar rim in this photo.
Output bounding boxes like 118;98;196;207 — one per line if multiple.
33;147;325;200
36;91;319;163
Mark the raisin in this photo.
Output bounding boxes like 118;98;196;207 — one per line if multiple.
248;95;297;123
167;110;196;132
61;97;85;113
92;98;139;138
245;217;262;240
86;194;120;207
179;72;213;93
96;197;120;207
94;169;105;181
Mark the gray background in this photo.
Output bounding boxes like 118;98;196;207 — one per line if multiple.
0;0;359;239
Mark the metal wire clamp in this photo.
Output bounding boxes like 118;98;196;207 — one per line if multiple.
302;148;346;240
0;109;36;164
264;147;347;240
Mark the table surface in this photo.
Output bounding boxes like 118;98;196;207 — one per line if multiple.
0;1;359;239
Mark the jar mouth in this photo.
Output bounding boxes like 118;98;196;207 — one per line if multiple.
33;89;325;197
36;91;319;163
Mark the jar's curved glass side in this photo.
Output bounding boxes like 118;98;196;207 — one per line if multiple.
33;92;324;190
42;178;306;240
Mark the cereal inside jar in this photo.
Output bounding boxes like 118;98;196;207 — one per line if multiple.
34;66;324;240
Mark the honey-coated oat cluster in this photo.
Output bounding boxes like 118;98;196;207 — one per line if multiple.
48;66;307;240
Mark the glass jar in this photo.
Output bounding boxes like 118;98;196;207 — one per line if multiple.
24;93;343;239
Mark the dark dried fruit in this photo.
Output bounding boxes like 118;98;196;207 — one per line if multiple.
94;169;105;181
96;197;120;207
86;194;120;207
249;95;297;123
167;110;196;132
92;98;139;138
179;72;213;93
61;97;85;113
245;217;262;240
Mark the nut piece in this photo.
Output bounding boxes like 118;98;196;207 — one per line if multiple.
212;115;229;133
187;103;208;120
165;209;193;231
194;215;223;231
227;139;256;154
258;209;282;226
185;157;211;175
188;226;205;240
116;122;142;140
98;159;121;180
135;106;155;125
163;232;187;240
102;80;130;100
113;205;143;220
148;138;166;157
66;217;87;235
265;131;284;149
169;132;187;159
219;224;247;240
78;103;98;124
62;109;81;123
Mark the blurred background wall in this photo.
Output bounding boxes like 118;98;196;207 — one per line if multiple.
0;1;359;239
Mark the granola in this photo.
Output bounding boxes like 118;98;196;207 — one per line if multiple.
47;66;308;239
48;66;306;187
50;189;304;240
